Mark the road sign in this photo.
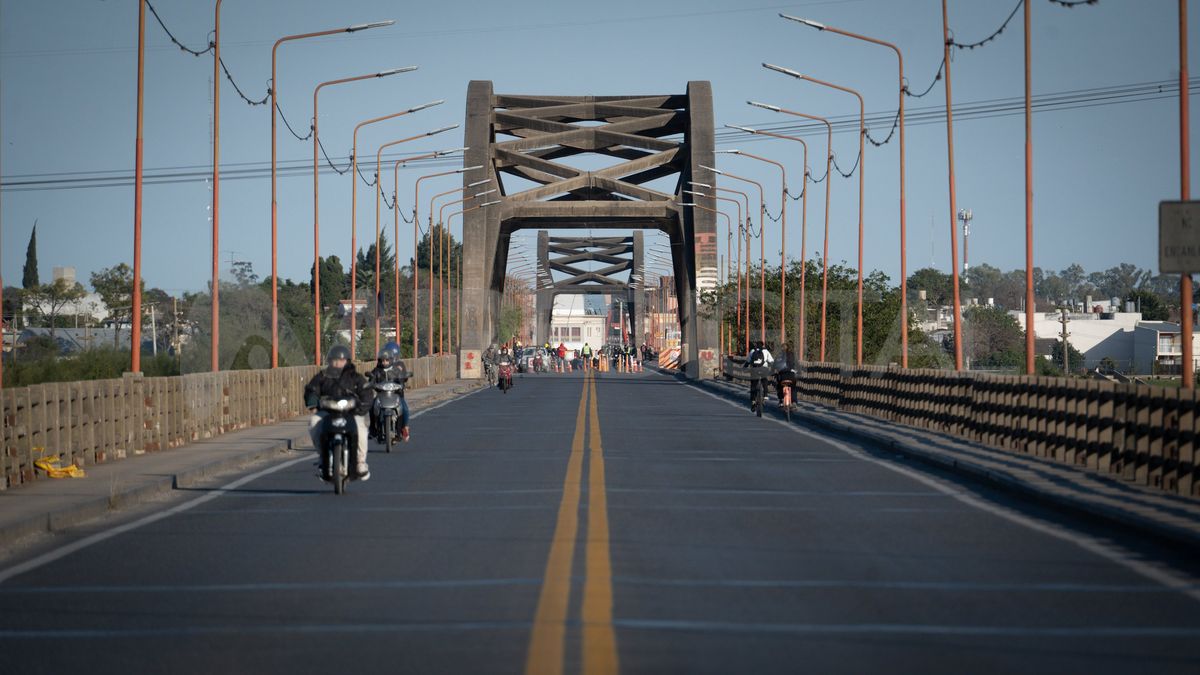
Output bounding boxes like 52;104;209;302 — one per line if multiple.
1159;200;1200;273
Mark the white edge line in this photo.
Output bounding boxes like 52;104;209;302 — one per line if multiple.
675;376;1200;605
0;383;486;586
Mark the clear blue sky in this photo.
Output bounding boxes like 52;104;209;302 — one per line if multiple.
2;0;1197;294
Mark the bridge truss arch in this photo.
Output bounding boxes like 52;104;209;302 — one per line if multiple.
459;80;719;378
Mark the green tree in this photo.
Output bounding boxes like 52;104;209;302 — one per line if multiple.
90;263;143;347
907;267;954;306
310;255;346;313
1127;288;1169;321
1052;339;1086;375
952;305;1025;369
25;278;87;340
22;222;39;289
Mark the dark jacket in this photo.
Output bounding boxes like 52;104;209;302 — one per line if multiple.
304;363;373;415
369;362;409;397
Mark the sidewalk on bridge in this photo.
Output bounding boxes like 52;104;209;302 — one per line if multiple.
0;377;485;553
677;369;1200;551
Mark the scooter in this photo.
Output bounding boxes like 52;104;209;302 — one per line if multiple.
372;378;407;453
498;361;514;393
317;395;361;495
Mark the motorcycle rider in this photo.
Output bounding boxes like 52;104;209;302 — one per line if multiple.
497;346;515;387
369;348;411;443
304;344;374;481
581;342;593;370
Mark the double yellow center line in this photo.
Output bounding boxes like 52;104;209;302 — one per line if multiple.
525;369;618;675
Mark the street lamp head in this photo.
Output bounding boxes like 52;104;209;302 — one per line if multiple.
347;20;395;32
435;146;469;157
779;14;825;30
378;66;418;77
408;99;445;113
682;189;710;197
698;164;724;176
762;63;803;80
473;188;498;198
425;124;459;136
456;165;484;173
480;200;502;207
467;179;490;187
725;124;757;134
678;202;698;207
687;180;713;189
716;149;741;155
747;100;782;113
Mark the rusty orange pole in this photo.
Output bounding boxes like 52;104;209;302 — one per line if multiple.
712;185;752;352
211;0;222;372
937;1;965;371
764;65;866;365
724;146;792;353
1181;0;1193;388
782;15;908;368
131;0;146;374
312;68;413;365
270;20;394;368
684;188;746;351
431;184;495;353
389;150;463;354
350;106;445;357
368;125;455;357
727;127;809;359
413;166;484;356
704;166;766;346
1024;0;1037;375
750;102;834;362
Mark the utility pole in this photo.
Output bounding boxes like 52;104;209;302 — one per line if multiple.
1059;307;1071;375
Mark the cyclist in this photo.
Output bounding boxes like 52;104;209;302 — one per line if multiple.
742;341;774;411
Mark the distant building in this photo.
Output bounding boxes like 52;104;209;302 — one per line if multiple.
1133;322;1200;376
549;295;606;351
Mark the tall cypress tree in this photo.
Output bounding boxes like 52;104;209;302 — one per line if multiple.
22;222;39;289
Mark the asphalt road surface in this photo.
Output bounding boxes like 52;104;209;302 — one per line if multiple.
2;369;1200;674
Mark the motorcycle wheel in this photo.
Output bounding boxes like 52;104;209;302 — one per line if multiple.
332;439;346;495
783;387;792;423
384;414;394;454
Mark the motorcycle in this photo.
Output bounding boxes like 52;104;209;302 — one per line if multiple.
484;361;498;387
372;378;407;453
532;352;545;373
317;395;361;495
498;361;514;393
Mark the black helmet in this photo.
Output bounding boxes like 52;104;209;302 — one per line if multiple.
378;348;394;363
326;344;351;366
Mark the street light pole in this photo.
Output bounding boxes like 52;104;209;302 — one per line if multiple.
683;190;744;357
370;130;457;356
436;189;497;353
311;67;415;365
718;149;788;351
412;167;484;357
763;64;865;365
131;0;146;374
748;102;833;361
1180;0;1194;388
781;14;909;367
350;106;447;357
211;0;222;372
701;166;767;346
941;0;965;371
690;181;751;353
269;19;394;368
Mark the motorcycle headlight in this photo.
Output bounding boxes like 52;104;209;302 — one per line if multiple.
332;417;347;428
335;399;353;412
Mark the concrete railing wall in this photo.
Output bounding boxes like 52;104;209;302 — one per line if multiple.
0;355;458;490
724;357;1199;498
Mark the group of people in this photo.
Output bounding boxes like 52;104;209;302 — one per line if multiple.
742;340;798;411
303;342;411;482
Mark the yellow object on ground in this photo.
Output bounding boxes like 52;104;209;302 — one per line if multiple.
33;449;86;479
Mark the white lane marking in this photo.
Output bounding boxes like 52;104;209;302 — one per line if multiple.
0;577;544;595
678;378;1200;604
0;386;485;586
613;619;1200;638
0;454;310;585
